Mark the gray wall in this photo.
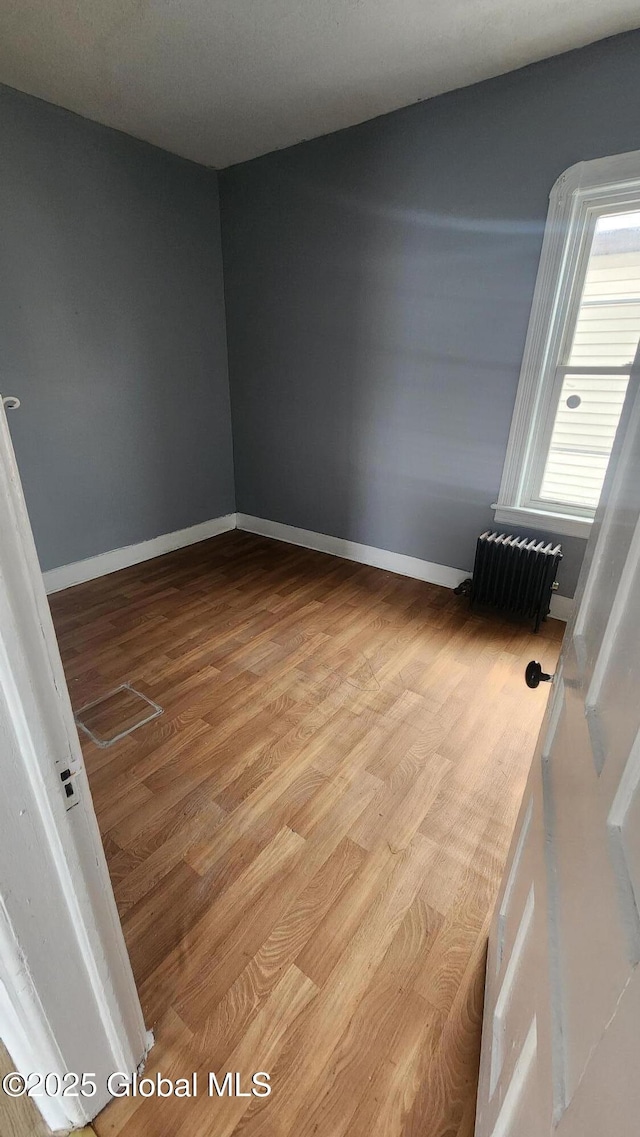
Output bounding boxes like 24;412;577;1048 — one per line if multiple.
220;30;640;598
0;84;235;572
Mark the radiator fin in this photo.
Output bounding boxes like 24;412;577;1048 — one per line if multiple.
470;532;562;632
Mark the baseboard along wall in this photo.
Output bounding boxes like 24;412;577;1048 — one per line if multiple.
236;514;470;589
42;514;237;593
236;515;572;622
42;511;573;621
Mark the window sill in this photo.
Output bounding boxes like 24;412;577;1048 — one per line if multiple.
492;504;593;540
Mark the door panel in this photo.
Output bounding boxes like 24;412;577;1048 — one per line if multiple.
555;965;640;1137
608;729;640;963
573;395;640;684
495;796;533;976
588;523;640;781
477;766;554;1137
549;675;632;1106
489;883;535;1099
489;1018;539;1137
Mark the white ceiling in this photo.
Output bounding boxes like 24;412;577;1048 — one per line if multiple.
0;0;639;169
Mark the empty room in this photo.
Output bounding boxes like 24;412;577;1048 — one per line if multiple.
1;4;640;1137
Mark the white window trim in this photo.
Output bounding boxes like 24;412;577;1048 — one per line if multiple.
494;148;640;540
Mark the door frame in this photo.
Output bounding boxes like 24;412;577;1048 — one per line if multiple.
0;402;150;1131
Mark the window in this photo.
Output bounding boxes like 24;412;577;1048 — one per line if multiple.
495;151;640;538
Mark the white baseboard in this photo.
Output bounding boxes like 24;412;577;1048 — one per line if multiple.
44;509;574;623
237;514;573;623
43;513;237;594
549;593;573;622
237;514;471;590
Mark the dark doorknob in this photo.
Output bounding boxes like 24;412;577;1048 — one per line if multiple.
525;660;553;688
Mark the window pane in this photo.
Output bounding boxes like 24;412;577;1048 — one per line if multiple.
569;301;640;367
568;210;640;368
538;211;640;512
539;374;629;509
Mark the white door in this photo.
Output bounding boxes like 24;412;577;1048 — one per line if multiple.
476;375;640;1137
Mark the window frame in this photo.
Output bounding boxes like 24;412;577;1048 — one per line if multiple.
494;149;640;539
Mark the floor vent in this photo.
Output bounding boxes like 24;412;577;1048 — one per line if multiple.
74;683;163;748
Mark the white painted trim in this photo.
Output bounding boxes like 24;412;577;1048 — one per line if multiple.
237;513;470;589
237;514;573;622
495;148;640;532
0;904;72;1133
549;593;574;623
0;400;151;1129
492;504;592;540
43;513;237;593
43;508;575;624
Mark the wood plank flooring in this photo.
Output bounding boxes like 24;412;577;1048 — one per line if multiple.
49;531;562;1137
0;1043;52;1137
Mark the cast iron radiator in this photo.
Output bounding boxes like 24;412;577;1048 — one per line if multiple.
469;532;562;632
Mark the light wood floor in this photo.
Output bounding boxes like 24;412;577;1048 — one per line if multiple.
0;1043;52;1137
49;531;562;1137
